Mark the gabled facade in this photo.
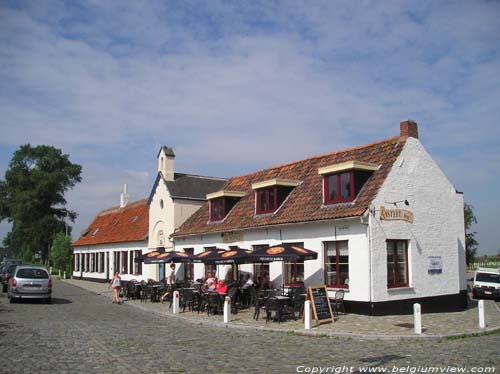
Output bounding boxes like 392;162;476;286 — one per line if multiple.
146;146;227;280
173;121;467;315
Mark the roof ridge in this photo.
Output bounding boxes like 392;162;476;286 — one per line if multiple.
231;135;400;181
97;198;148;216
173;172;228;181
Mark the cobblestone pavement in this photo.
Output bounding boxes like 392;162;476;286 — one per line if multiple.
65;279;500;339
0;279;498;374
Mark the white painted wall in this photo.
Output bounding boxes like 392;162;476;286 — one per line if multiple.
369;137;466;302
174;218;371;301
73;240;148;282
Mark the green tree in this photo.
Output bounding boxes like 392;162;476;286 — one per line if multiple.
0;144;82;262
464;203;478;265
50;232;73;273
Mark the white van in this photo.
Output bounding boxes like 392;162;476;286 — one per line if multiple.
472;267;500;300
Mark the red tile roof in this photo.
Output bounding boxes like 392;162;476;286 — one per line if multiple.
173;136;407;237
73;199;148;247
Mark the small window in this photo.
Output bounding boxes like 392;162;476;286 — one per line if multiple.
209;197;240;222
387;240;409;288
324;241;349;288
91;227;100;237
323;170;373;205
160;199;164;209
255;186;294;215
131;216;139;224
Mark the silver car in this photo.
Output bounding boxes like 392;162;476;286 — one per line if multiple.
8;265;52;303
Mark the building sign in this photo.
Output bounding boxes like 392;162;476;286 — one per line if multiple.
380;206;414;223
222;231;244;243
428;256;443;275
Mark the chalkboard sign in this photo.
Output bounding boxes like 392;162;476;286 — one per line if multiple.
306;286;334;325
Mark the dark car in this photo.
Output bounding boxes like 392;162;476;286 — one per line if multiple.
2;263;20;292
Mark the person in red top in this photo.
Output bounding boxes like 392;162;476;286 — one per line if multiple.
216;279;228;294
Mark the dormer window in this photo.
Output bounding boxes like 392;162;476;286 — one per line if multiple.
207;190;245;222
318;161;378;205
252;179;301;215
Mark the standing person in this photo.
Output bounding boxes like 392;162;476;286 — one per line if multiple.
160;263;176;303
109;271;121;304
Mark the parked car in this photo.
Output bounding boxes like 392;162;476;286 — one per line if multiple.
7;265;52;303
2;263;20;292
472;267;500;301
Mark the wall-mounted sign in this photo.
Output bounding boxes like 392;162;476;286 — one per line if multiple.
222;231;244;243
380;206;414;223
428;256;443;275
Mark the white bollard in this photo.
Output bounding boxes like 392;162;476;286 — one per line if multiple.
224;296;231;323
413;303;422;335
478;300;486;329
63;271;66;280
304;300;312;330
172;291;180;314
49;266;52;274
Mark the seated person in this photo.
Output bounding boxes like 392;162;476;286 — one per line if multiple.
216;279;228;294
241;274;254;289
206;273;216;287
206;277;218;292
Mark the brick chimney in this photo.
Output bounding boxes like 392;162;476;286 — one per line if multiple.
400;120;419;139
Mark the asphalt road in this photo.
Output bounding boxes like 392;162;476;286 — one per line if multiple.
0;279;498;374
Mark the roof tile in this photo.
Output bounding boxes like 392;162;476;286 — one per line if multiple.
173;136;406;237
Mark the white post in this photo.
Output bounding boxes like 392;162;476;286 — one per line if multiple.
49;266;52;275
304;300;312;330
173;291;180;314
63;271;66;280
59;270;61;278
478;300;486;329
224;296;231;323
413;303;422;335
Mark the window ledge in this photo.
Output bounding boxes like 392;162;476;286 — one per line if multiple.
387;286;414;292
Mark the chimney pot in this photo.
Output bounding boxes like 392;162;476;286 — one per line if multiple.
400;120;419;139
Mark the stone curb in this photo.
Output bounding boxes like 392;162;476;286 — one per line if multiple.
63;280;500;341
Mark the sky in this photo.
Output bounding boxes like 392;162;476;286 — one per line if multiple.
0;0;499;256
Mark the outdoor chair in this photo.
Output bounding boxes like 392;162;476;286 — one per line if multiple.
181;289;195;312
333;290;345;316
264;297;283;324
227;287;238;314
140;284;153;303
206;293;224;316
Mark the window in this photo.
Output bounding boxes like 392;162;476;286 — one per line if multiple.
387;240;409;288
203;247;217;279
99;253;105;273
133;250;142;275
210;198;225;221
209;196;240;222
324;241;349;288
184;248;194;281
253;244;270;287
323;170;373;205
283;242;304;285
121;251;128;274
256;188;276;214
